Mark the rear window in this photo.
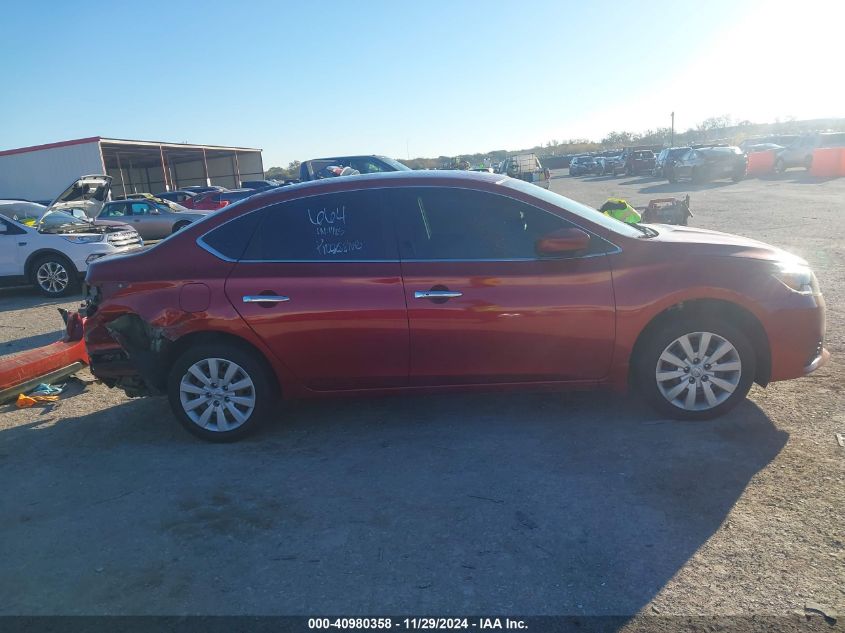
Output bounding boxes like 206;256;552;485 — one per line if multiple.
199;209;266;260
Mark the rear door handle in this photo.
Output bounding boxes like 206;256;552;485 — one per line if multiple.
243;295;290;303
414;290;463;300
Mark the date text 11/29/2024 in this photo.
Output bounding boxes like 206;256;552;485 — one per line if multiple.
308;618;527;630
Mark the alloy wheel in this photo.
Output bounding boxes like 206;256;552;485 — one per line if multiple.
179;357;256;432
36;261;69;294
654;331;742;411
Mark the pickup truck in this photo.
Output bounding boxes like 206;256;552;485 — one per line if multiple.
299;155;410;181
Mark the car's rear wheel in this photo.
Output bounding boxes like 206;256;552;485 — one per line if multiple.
168;342;274;442
636;317;756;420
30;254;79;297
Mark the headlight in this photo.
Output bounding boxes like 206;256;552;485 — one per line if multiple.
62;234;104;244
773;262;819;295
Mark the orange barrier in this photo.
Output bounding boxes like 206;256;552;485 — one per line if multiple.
810;147;844;178
746;149;776;176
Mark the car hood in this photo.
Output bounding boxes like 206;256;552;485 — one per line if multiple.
648;224;806;264
46;175;112;218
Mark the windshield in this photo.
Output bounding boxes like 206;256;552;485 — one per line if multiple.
0;202;46;225
376;156;411;171
501;177;644;239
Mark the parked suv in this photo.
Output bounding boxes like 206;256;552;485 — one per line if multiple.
670;146;747;183
81;171;827;441
0;210;142;296
614;149;657;176
569;155;599;176
775;132;845;173
654;147;691;178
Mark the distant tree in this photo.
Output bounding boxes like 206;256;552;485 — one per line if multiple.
265;160;301;180
602;131;636;147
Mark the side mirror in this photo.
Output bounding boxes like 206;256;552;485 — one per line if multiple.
536;228;591;256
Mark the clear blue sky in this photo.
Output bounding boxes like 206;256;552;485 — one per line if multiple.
1;0;839;167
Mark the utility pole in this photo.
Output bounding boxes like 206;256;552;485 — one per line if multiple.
670;112;675;147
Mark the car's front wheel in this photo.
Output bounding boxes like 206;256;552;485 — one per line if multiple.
168;342;275;441
774;158;786;174
30;254;79;297
636;317;756;420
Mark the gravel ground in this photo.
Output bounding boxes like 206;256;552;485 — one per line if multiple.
0;169;842;620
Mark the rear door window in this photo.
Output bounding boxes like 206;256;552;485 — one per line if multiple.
389;187;580;260
242;190;395;261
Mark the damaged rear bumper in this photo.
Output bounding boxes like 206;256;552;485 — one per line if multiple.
0;310;89;404
85;312;173;397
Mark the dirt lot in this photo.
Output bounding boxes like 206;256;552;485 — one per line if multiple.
0;170;842;619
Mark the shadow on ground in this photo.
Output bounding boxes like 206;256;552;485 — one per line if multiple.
637;180;739;195
0;390;786;617
0;287;81;311
1;330;66;357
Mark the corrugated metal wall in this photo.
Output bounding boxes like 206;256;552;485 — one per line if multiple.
0;142;103;201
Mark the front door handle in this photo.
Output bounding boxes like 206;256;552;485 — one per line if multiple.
243;295;290;303
414;290;463;300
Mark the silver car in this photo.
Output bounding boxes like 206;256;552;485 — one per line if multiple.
96;199;212;240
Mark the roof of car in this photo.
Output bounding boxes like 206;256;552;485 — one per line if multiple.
242;169;504;200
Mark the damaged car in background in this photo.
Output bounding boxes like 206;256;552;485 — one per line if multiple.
80;171;828;442
0;175;143;296
0;208;142;296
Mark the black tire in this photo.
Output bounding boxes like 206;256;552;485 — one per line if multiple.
635;316;756;420
167;342;275;442
804;155;813;171
667;167;677;183
172;221;191;234
731;170;744;182
774;158;786;174
29;253;80;297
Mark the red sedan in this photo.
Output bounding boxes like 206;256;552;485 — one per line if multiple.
81;171;828;441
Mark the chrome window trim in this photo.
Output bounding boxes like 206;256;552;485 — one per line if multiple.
195;184;623;264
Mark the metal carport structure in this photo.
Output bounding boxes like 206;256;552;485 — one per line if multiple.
0;137;264;201
99;138;264;196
